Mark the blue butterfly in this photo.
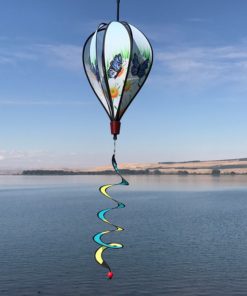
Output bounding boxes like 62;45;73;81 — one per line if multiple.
90;63;100;81
131;53;149;79
108;54;123;78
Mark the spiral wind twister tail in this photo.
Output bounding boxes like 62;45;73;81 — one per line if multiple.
93;153;129;279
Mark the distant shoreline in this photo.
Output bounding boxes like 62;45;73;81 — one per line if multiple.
20;169;246;176
20;157;247;176
1;157;247;176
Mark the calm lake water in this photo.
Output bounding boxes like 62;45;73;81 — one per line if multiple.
1;175;247;295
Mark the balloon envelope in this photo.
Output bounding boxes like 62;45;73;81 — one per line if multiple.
83;21;153;121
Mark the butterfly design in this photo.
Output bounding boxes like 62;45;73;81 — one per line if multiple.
131;53;149;79
108;54;123;79
90;63;100;81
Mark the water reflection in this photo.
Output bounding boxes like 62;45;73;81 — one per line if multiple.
0;175;246;192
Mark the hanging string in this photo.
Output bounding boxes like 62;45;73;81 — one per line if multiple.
117;0;120;21
93;139;129;279
113;138;117;155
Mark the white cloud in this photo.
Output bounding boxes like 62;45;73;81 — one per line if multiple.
0;150;52;170
0;47;37;65
0;150;100;170
0;41;82;71
35;44;82;71
155;44;247;88
0;99;93;106
0;18;97;68
0;56;15;65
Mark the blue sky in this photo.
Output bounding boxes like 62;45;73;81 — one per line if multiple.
0;0;247;169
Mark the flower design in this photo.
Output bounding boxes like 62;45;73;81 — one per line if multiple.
110;86;119;99
124;80;131;92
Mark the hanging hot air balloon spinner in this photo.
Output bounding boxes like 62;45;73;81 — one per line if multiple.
82;0;153;279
